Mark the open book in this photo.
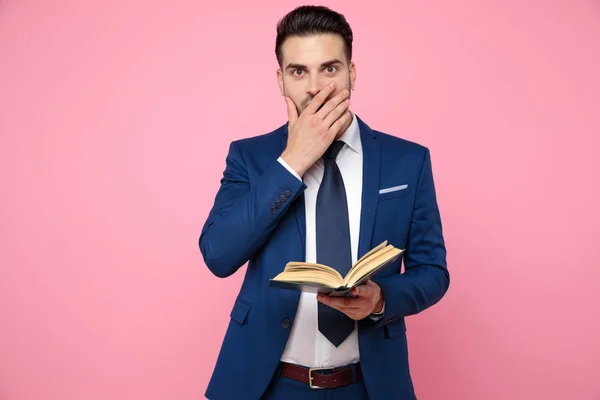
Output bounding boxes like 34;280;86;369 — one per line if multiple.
269;241;404;297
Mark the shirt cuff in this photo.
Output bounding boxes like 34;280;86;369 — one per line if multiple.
277;157;302;181
369;301;385;321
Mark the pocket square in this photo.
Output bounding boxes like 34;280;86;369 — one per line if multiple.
379;184;408;194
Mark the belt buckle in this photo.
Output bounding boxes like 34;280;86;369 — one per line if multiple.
308;366;331;389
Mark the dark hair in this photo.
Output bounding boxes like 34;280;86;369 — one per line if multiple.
275;5;353;67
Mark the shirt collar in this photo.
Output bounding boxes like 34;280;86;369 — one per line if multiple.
338;111;362;156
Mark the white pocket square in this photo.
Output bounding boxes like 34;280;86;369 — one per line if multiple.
379;184;408;194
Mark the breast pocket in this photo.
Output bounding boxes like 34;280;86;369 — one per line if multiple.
379;184;410;201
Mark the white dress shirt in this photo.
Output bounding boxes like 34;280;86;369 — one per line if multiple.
276;112;365;368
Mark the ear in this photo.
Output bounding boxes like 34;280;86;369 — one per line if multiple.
349;61;356;90
276;69;284;96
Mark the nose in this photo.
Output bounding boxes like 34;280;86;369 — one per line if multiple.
306;75;329;97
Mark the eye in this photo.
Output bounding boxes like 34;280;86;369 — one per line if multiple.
325;66;338;74
292;69;305;77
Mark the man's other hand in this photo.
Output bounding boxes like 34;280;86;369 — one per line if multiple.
317;280;384;321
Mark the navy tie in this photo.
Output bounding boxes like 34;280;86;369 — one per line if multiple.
316;140;354;347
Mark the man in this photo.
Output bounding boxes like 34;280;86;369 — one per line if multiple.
199;5;449;399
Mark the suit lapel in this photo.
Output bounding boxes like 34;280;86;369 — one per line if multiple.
356;115;381;259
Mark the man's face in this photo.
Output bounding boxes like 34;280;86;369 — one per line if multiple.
277;34;356;116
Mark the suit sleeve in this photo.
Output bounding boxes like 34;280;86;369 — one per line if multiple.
370;147;450;327
199;141;307;278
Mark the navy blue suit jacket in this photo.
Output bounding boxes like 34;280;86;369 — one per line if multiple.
199;115;449;399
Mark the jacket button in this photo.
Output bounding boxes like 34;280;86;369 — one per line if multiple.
284;190;291;198
275;201;282;209
279;194;287;203
281;318;290;328
271;206;277;214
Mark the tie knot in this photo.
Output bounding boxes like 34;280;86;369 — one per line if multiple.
323;140;345;160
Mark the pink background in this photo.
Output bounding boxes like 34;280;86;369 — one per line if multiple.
1;1;599;399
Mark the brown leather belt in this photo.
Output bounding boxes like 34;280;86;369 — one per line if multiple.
279;361;363;389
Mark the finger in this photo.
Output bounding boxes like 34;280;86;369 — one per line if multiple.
320;299;368;315
285;96;298;126
319;295;365;309
326;304;359;319
315;88;350;121
317;294;330;305
326;108;353;138
323;98;350;129
354;283;375;297
323;302;363;314
340;300;370;311
317;294;337;305
304;82;337;115
338;305;365;311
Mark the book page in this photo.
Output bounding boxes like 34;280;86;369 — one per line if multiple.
347;242;391;279
344;246;394;284
283;262;343;280
271;272;342;288
343;246;402;287
353;240;388;269
272;261;344;288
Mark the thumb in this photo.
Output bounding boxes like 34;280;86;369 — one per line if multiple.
285;96;298;126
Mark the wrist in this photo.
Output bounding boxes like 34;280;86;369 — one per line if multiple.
280;150;308;177
373;291;384;314
373;299;384;314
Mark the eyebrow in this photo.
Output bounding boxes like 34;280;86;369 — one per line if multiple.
285;59;345;71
